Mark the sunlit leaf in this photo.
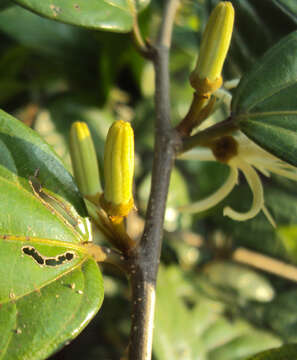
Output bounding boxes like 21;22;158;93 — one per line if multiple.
232;30;297;167
153;266;280;360
244;343;297;359
12;0;150;32
0;110;104;360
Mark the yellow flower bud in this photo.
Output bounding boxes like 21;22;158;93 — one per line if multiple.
190;1;234;94
101;120;134;218
69;122;101;202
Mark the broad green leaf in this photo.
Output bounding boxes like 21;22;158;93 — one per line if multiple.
0;109;86;214
208;332;281;360
0;6;95;59
272;0;297;21
245;343;297;359
153;266;281;360
0;110;104;359
0;6;143;106
12;0;149;32
232;30;297;167
153;266;209;360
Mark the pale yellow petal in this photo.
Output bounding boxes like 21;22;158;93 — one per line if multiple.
261;163;297;182
223;160;264;221
262;205;276;228
179;166;238;214
178;148;216;161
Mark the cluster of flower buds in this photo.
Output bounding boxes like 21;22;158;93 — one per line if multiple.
70;119;135;250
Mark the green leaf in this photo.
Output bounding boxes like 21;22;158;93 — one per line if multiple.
0;110;104;359
0;6;96;59
232;30;297;167
244;343;297;359
153;266;281;360
12;0;149;32
0;109;86;214
272;0;297;22
153;266;209;360
208;331;281;360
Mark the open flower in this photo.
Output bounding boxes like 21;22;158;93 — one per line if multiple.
178;134;297;226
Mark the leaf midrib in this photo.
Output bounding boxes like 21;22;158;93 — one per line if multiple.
0;235;89;252
104;0;130;13
0;175;82;243
232;31;297;110
236;110;297;120
245;78;297;112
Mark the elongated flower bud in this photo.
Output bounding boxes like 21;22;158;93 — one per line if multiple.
190;1;234;94
101;120;134;218
69;122;101;202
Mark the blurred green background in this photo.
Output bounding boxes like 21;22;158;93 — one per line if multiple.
0;0;297;359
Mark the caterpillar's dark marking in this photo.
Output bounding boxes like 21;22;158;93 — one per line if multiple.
22;246;75;267
23;247;44;265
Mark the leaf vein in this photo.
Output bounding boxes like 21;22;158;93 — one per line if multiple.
103;0;130;13
237;110;297;120
0;304;17;360
28;266;86;360
0;256;89;306
233;33;297;110
246;79;297;111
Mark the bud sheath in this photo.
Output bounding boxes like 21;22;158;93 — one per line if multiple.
190;2;234;94
101;120;134;218
69;122;101;200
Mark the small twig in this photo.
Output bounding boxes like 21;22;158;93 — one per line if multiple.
176;93;215;136
233;247;297;283
127;1;181;359
128;0;153;59
181;116;238;153
157;0;180;49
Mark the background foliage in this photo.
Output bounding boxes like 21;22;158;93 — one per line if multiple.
0;0;296;359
